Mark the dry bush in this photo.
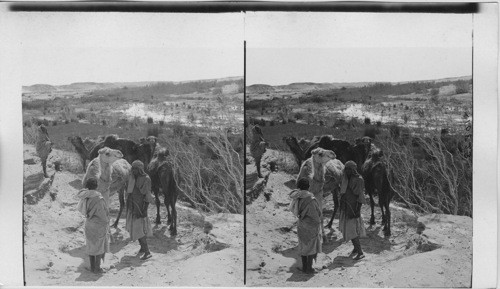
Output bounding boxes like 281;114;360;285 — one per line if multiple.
57;153;83;174
162;131;243;214
23;125;38;145
379;135;472;216
274;150;299;174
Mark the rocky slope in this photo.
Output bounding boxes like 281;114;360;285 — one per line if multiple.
246;149;472;287
23;144;243;286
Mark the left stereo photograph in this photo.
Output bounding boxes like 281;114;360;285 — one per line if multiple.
19;12;244;286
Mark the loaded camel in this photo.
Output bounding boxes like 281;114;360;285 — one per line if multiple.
78;135;156;228
82;147;131;228
68;136;95;171
288;134;394;236
147;147;180;235
296;147;339;240
90;134;156;167
35;124;53;178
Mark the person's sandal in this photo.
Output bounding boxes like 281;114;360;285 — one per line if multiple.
353;253;365;260
141;252;152;260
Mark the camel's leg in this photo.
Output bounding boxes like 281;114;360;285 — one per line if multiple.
368;188;376;225
113;189;125;228
164;194;172;226
326;189;339;229
42;158;49;178
384;198;391;236
154;188;162;225
379;195;386;226
171;191;178;236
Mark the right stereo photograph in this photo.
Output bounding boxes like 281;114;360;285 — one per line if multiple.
245;12;473;287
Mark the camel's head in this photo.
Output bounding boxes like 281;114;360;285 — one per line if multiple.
298;138;310;151
134;142;155;167
282;136;298;147
311;148;336;165
98;147;123;164
355;136;373;146
67;136;82;146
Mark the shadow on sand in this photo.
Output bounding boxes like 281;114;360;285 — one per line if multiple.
279;246;315;282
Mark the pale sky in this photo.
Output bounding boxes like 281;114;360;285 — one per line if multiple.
246;12;473;85
2;13;244;85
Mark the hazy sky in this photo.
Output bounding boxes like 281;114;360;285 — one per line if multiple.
246;12;473;85
8;13;244;85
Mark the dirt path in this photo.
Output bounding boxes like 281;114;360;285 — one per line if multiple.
23;145;243;286
246;149;472;287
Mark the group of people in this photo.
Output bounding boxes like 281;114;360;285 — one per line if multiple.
76;160;155;274
289;160;366;274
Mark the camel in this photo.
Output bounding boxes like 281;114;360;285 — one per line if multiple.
35;124;53;178
298;138;312;151
289;134;393;235
304;135;356;165
68;136;93;171
361;148;394;236
147;147;179;235
89;135;155;169
249;125;268;178
282;136;306;168
296;148;338;238
285;135;345;228
82;147;132;228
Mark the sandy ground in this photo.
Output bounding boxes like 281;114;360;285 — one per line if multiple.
246;149;472;287
23;144;243;286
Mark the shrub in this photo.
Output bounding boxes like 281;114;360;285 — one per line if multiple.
42;119;49;126
380;136;471;216
159;120;165;126
52;120;58;126
288;118;296;124
269;120;275;126
147;117;154;124
349;118;361;128
164;133;243;214
376;121;382;127
363;126;378;139
318;120;325;126
334;118;346;127
147;125;161;137
364;117;371;125
65;119;70;124
101;119;107;126
402;114;410;124
259;119;266;126
23;125;38;145
294;112;304;120
77;112;86;120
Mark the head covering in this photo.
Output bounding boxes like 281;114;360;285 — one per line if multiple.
131;160;147;176
340;161;359;196
288;189;314;217
345;161;357;171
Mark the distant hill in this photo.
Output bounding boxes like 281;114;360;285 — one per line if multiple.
248;76;472;91
22;84;58;93
22;76;243;94
246;84;275;94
